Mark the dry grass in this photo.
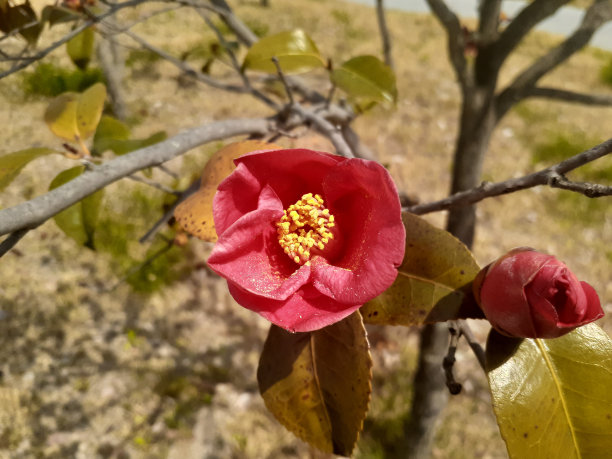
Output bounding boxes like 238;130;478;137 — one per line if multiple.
1;0;611;457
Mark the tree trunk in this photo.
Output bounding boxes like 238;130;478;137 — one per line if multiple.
401;87;497;458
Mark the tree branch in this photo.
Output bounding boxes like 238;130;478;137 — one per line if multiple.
426;0;468;90
0;0;148;79
0;118;273;236
405;137;612;214
477;0;502;44
496;0;612;118
493;0;569;66
375;0;394;70
524;86;612;106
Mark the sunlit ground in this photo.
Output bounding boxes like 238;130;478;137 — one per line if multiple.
1;0;611;457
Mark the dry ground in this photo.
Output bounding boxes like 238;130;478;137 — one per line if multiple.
1;0;611;458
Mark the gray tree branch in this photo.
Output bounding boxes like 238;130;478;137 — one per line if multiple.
0;0;148;79
525;86;612;106
426;0;469;90
0;118;273;236
405;137;612;214
496;0;612;118
376;0;394;70
493;0;570;66
478;0;502;44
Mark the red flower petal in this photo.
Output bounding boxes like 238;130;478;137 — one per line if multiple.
312;158;405;303
227;282;361;332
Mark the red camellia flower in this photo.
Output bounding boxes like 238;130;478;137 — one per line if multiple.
474;248;604;339
207;148;405;332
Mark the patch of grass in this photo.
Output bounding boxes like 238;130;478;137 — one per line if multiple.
22;62;105;97
599;58;612;87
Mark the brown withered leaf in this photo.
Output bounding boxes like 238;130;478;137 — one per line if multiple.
174;140;281;242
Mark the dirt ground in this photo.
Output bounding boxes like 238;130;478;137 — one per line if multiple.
1;0;611;458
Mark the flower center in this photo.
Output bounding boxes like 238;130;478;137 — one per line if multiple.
276;193;336;265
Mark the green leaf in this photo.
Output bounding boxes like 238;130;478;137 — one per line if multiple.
243;29;325;74
45;83;106;143
486;324;612;459
0;1;42;44
41;5;81;27
44;92;79;141
257;312;372;456
49;166;103;248
92;115;166;156
361;213;481;326
66;26;95;70
76;82;106;140
0;147;57;191
331;55;397;107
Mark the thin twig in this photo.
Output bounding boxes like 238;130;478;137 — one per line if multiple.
272;57;295;105
457;320;486;371
290;104;354;158
139;179;200;243
405;137;612;214
0;0;148;79
126;174;182;196
0;229;29;258
443;322;462;395
375;0;394;70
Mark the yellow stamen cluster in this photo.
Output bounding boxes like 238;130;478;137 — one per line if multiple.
276;193;335;265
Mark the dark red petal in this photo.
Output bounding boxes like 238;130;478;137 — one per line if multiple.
227;282;361;332
480;253;552;338
235;148;343;205
312;158;405;304
578;281;605;323
208;186;311;300
214;162;262;235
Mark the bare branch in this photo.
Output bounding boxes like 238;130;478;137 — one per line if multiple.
426;0;469;89
125;174;181;195
0;229;29;258
496;0;612;117
208;0;258;46
0;118;273;236
457;320;486;371
0;0;148;79
375;0;394;70
478;0;502;44
493;0;570;65
405;137;612;214
548;174;612;197
524;86;612;106
290;104;354;158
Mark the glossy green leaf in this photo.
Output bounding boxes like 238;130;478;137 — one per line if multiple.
257;312;372;456
361;212;481;326
76;82;106;140
331;55;397;107
243;29;325;74
486;324;612;459
66;26;95;70
0;148;57;191
49;166;103;248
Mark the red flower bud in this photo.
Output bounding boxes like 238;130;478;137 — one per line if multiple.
473;248;604;339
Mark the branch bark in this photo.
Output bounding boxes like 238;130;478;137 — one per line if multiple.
524;86;612;106
0;118;273;236
406;137;612;214
376;0;394;70
496;0;612;117
426;0;468;90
